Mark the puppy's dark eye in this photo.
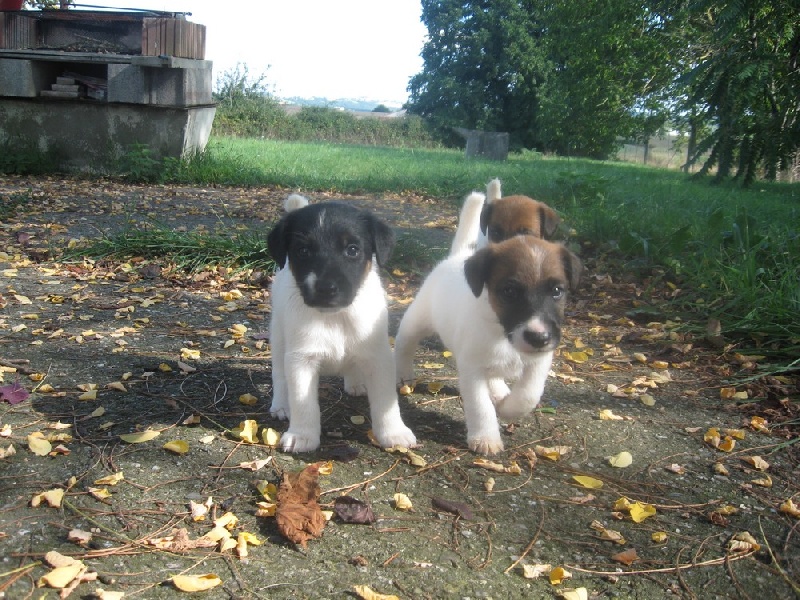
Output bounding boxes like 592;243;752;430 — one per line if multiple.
344;244;360;258
552;286;565;299
488;227;504;242
295;245;312;259
500;282;521;300
517;228;534;236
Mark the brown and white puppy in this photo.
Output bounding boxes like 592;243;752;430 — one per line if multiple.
478;178;561;246
268;194;416;453
395;193;581;455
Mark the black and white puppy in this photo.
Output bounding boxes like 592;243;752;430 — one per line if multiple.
395;193;581;455
268;194;416;452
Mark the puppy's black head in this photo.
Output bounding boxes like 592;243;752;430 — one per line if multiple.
267;202;395;309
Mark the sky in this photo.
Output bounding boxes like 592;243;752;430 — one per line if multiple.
76;1;428;104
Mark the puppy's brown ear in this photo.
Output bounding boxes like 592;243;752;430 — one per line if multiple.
267;216;291;269
464;247;492;297
369;216;395;267
540;205;561;239
479;203;493;235
560;246;583;291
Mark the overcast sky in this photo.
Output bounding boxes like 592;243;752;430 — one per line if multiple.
84;1;427;103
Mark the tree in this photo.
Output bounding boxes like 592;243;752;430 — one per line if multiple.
407;0;548;149
536;0;683;158
683;0;800;184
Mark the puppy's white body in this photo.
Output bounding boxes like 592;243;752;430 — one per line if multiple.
271;263;415;452
395;194;555;454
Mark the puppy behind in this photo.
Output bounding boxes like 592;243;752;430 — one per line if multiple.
478;178;561;246
395;194;581;454
268;195;416;452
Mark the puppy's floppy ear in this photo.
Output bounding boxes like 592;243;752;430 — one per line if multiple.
540;205;561;239
560;246;583;291
368;215;395;267
267;215;291;269
464;247;492;297
479;203;493;235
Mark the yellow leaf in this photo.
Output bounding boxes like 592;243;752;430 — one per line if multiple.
599;409;624;420
629;502;657;523
233;419;259;443
608;451;633;468
718;437;736;452
214;511;239;530
120;429;161;443
78;389;97;401
522;563;552;579
420;362;444;369
535;445;571;460
94;472;124;486
750;416;769;432
779;498;800;518
613;497;633;511
262;427;281;447
318;461;334;475
573;475;604;489
742;455;769;470
27;432;52;456
442;350;453;358
180;347;201;360
163;440;189;455
238;393;258;406
158;362;172;372
171;574;222;592
752;475;772;488
105;381;127;392
633;352;647;363
723;428;746;440
350;415;366;425
639;394;656;406
563;351;589;364
353;585;401;600
549;566;572;585
31;488;64;508
38;563;84;589
651;531;668;543
713;462;730;476
399;384;413;395
393;493;413;511
89;487;112;500
650;360;669;369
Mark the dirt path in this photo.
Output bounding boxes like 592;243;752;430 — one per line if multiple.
0;176;798;599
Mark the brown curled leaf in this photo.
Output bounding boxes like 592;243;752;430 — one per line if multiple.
431;496;474;520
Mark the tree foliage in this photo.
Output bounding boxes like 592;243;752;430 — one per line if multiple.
407;0;800;181
683;0;800;184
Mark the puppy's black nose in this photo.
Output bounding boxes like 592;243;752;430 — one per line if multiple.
523;330;552;348
316;281;339;299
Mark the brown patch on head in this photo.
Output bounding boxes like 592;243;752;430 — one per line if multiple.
480;195;561;242
464;237;582;344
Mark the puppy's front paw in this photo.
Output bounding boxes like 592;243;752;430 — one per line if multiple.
488;379;511;404
495;393;540;420
373;424;417;449
468;435;504;456
280;430;320;453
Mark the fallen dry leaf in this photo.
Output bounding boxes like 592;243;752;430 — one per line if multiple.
549;566;572;584
522;563;552;579
163;440;189;455
608;451;633;468
119;429;160;443
573;475;604;489
353;585;401;600
611;548;639;565
171;573;222;592
392;493;413;511
275;463;327;548
333;496;376;524
557;588;589;600
432;496;474;520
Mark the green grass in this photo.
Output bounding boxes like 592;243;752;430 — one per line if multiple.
77;136;800;360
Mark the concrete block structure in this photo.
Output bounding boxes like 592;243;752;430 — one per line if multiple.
0;9;215;171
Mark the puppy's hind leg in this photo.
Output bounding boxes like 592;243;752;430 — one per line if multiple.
393;299;432;386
